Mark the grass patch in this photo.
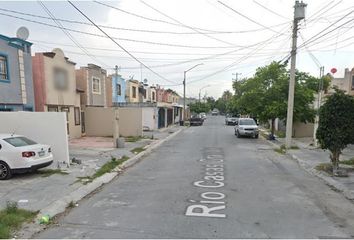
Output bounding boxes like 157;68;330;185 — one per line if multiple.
315;163;333;174
274;144;286;154
340;158;354;166
36;169;69;178
125;136;148;142
0;202;37;239
275;130;285;138
289;145;300;150
77;156;129;184
130;147;145;154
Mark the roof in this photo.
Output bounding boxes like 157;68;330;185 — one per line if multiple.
0;34;33;50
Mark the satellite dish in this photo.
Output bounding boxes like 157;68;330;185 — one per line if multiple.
143;78;148;84
16;27;29;40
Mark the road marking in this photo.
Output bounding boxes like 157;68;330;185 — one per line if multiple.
185;147;227;218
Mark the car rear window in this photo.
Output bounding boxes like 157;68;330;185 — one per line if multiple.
4;137;37;147
239;119;256;125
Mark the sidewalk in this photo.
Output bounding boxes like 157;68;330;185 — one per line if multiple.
260;128;354;200
0;125;183;213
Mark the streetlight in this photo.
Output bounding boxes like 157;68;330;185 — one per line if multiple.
183;63;203;122
199;85;211;103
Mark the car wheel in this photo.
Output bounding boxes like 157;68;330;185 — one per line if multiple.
0;161;12;180
255;134;259;139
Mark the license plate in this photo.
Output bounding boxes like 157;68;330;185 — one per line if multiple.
38;151;45;157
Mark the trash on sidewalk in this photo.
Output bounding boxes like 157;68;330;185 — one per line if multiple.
39;215;51;224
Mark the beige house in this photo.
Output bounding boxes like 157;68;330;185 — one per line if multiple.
125;79;139;103
76;64;111;107
147;86;157;103
32;48;82;138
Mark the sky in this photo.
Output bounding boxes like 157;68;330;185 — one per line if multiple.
0;0;353;99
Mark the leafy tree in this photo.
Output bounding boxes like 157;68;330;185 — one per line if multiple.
233;61;316;135
316;89;354;174
189;102;211;114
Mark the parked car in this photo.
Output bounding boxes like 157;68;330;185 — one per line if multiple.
234;118;259;138
0;134;53;180
190;114;204;126
225;115;238;125
211;110;218;116
200;112;207;120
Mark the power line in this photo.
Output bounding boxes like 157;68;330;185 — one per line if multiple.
67;0;177;85
37;1;111;69
139;0;236;46
218;1;282;34
252;0;289;20
0;12;246;49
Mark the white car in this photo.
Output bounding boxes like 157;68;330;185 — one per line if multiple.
234;118;259;138
0;134;53;180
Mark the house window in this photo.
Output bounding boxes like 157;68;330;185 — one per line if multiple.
116;84;121;96
152;92;155;101
61;106;70;121
352;76;354;90
0;55;9;81
92;77;101;94
48;106;58;112
53;68;68;90
74;107;80;125
132;86;137;98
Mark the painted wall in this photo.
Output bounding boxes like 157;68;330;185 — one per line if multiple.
0;111;69;166
111;75;126;103
142;107;157;131
0;35;34;111
125;80;139;103
331;68;354;96
118;108;142;137
85;106;115;137
293;122;314;138
76;64;108;107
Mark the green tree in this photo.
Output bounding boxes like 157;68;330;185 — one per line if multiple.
233;61;316;135
316;89;354;174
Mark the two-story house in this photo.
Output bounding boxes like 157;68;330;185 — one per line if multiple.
32;48;82;138
147;86;157;103
111;74;126;104
125;79;139;103
76;64;111;108
0;33;34;111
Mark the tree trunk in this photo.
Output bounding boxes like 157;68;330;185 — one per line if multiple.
330;150;340;174
271;118;275;136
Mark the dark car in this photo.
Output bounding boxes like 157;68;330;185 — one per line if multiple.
190;114;203;126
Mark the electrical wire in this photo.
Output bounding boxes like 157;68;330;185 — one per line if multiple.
67;0;178;85
252;0;289;20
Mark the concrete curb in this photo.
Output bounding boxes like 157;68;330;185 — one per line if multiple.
17;128;183;238
261;135;354;201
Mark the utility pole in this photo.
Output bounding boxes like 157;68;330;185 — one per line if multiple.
313;66;324;146
285;0;307;148
183;63;203;123
232;72;242;82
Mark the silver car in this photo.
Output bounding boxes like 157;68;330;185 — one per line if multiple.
234;118;259;138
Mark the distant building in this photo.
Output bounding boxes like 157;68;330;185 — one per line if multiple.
111;74;126;104
125;79;139;103
0;33;34;111
76;64;111;107
331;68;354;96
147;86;157;103
32;48;82;138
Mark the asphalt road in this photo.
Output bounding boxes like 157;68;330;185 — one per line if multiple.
37;116;354;238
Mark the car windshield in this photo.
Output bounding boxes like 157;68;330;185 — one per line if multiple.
4;137;37;147
239;119;256;125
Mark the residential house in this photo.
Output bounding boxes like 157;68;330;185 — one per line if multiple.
330;68;354;96
111;74;126;104
147;85;157;103
125;79;139;103
76;64;111;108
32;48;82;138
138;82;148;103
0;33;34;111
